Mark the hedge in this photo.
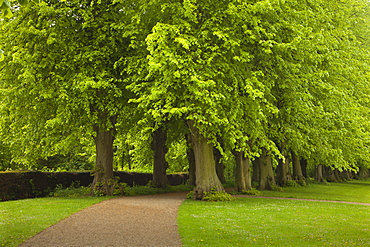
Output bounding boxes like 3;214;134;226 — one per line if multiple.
0;171;188;201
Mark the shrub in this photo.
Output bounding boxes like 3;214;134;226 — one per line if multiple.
297;179;307;187
270;184;284;192
240;188;262;196
186;191;194;199
284;180;300;187
51;182;90;197
203;188;233;202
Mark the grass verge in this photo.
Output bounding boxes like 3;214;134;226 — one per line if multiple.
0;197;111;247
178;198;370;246
178;180;370;246
260;179;370;203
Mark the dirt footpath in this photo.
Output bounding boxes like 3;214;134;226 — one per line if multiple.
19;192;187;247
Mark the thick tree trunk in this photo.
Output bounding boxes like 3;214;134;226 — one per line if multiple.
234;151;252;192
334;169;342;182
324;166;338;182
301;159;308;178
252;159;259;183
92;117;116;196
358;167;370;179
314;164;325;183
341;170;352;180
186;134;196;186
291;151;305;182
258;150;276;190
188;120;224;200
276;146;292;187
214;147;226;184
151;127;169;188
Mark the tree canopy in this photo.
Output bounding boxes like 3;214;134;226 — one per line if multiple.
1;0;370;196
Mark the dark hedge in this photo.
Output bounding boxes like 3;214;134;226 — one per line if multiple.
0;171;188;201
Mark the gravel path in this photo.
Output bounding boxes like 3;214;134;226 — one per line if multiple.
18;190;369;247
19;192;187;247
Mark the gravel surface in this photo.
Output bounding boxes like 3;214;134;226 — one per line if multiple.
19;192;187;247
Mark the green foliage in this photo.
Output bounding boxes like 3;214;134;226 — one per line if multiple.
283;180;301;188
296;179;307;187
186;190;194;199
92;182;106;197
270;184;284;192
51;182;90;197
202;189;233;202
0;0;370;187
239;188;262;196
0;0;134;168
113;181;128;196
37;154;94;172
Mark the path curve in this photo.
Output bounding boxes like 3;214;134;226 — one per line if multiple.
19;192;187;247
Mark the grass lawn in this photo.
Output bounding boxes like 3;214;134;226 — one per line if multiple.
1;180;370;247
178;180;370;246
260;180;370;203
0;197;111;247
178;198;370;246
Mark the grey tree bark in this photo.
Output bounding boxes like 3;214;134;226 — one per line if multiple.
91;113;116;196
292;151;305;183
234;151;252;192
188;120;224;199
258;150;276;190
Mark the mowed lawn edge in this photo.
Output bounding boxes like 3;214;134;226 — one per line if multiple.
178;180;370;247
0;197;112;247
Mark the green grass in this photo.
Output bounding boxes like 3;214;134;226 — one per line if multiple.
0;197;111;247
178;180;370;246
178;198;370;246
2;180;370;247
260;180;370;203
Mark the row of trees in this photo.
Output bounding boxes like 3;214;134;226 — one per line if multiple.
1;0;370;198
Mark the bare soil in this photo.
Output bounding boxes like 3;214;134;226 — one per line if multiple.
18;192;187;247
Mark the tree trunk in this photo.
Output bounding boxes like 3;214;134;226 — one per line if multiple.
186;142;196;186
188;120;224;200
334;169;342;182
341;170;352;180
234;151;252;192
358;167;370;179
91;115;116;196
301;158;307;178
324;166;338;182
258;150;276;190
276;146;292;187
214;147;226;184
252;159;259;183
151;127;169;188
291;151;304;182
314;164;325;183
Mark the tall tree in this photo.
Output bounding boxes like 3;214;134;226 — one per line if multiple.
0;0;133;195
151;126;169;188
